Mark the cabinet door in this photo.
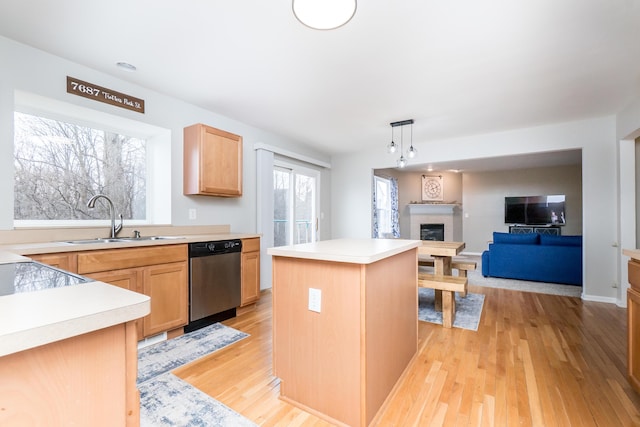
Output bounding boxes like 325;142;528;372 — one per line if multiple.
143;261;188;336
86;268;144;339
629;288;640;393
241;251;260;306
30;253;78;273
184;124;243;197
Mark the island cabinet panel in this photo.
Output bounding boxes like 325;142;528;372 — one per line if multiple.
628;259;640;392
184;123;243;197
240;237;261;307
0;321;139;427
272;248;418;427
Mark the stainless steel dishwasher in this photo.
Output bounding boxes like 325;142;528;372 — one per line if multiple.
185;239;242;332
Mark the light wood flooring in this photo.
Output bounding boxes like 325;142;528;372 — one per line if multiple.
174;285;640;426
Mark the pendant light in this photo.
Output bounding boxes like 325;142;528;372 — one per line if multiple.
388;119;415;168
407;121;418;158
387;126;397;153
397;125;407;168
292;0;357;30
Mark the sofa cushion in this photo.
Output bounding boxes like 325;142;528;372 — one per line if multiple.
540;234;582;247
493;232;539;245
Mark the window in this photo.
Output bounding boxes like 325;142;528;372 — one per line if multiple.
14;112;147;221
273;161;319;246
374;175;392;237
13;91;171;227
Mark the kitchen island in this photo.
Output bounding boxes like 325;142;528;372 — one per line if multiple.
0;252;150;426
268;238;420;427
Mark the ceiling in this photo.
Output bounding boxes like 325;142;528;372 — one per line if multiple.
1;1;639;170
401;149;582;173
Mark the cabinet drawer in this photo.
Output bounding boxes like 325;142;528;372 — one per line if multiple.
629;260;640;291
78;244;188;274
242;237;260;253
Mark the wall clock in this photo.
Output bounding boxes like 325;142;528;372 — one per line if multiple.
421;175;443;201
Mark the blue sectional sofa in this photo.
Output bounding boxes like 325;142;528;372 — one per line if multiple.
481;232;582;286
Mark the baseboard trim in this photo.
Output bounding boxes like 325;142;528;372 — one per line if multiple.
581;294;618;304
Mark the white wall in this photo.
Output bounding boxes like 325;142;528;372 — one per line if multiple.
0;36;332;290
616;97;640;306
462;165;582;253
332;116;618;302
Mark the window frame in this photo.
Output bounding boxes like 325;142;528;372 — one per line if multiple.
374;175;393;237
13;91;172;228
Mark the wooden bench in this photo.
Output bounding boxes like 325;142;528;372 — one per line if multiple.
418;272;468;328
418;258;477;297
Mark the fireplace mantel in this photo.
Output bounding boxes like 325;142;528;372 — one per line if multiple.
407;204;459;215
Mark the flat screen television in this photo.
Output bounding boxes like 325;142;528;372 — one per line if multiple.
504;195;565;225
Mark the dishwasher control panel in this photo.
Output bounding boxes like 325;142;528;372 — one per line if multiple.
189;239;242;257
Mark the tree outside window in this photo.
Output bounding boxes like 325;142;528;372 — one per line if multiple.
14;112;146;222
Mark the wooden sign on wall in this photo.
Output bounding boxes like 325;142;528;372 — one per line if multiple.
66;76;145;114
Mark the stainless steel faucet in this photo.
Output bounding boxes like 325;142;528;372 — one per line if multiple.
87;194;123;238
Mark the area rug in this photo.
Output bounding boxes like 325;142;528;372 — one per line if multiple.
418;287;485;331
139;372;256;427
138;322;249;384
420;255;582;298
138;322;255;426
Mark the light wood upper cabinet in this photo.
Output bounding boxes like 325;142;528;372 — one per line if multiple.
183;123;243;197
241;238;260;307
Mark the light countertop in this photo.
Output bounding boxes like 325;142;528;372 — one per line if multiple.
0;232;260;256
267;238;421;264
623;248;640;261
0;280;149;356
0;226;260;357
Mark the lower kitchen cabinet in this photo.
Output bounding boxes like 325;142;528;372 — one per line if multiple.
30;252;78;273
142;262;188;336
88;267;144;339
241;237;260;307
86;262;188;338
628;259;640;392
77;244;188;339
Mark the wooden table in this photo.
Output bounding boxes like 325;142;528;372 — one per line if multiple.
418;241;465;275
418;241;466;325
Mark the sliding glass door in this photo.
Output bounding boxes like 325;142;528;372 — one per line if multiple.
274;162;319;246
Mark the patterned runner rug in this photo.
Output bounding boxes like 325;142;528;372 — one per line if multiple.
138;322;255;426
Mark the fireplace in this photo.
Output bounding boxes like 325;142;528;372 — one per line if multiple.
420;224;444;241
407;203;461;241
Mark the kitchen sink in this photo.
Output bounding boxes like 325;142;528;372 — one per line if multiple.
62;236;185;244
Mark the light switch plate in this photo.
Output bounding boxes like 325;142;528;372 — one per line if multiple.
308;288;321;313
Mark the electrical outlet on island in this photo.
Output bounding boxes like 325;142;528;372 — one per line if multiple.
308;288;322;313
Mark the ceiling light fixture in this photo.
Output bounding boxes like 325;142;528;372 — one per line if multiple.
116;61;137;72
292;0;357;30
388;119;415;169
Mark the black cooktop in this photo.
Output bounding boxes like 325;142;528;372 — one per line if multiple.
0;261;92;297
